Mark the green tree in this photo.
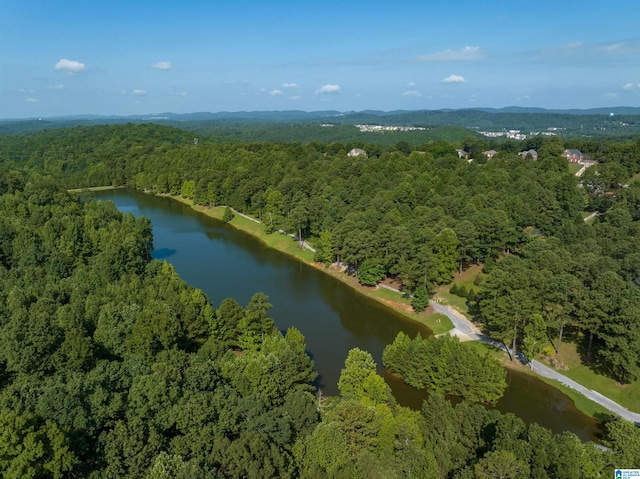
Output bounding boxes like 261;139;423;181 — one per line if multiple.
338;348;391;405
522;313;547;363
358;257;385;286
474;450;530;479
180;180;195;199
411;285;430;312
432;227;459;284
222;206;234;223
0;409;77;479
603;416;640;468
316;230;336;265
236;292;274;350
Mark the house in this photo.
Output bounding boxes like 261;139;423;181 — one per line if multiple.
519;149;538;160
347;148;367;157
483;149;497;159
561;149;583;163
455;149;469;159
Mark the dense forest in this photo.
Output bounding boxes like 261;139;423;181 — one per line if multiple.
1;124;639;381
1;124;640;476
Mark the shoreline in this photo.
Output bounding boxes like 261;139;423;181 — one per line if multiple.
160;193;454;336
67;185;125;193
133;192;619;422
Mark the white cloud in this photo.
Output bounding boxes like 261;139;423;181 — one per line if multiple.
131;89;148;96
47;84;65;90
603;42;624;52
54;58;86;74
315;84;340;95
417;46;482;62
169;91;187;97
441;74;465;84
25;97;38;103
605;92;618;99
281;83;299;89
269;89;283;96
152;61;172;70
290;95;301;100
402;82;422;97
523;39;640;65
622;82;639;90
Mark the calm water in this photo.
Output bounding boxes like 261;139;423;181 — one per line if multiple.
93;189;601;441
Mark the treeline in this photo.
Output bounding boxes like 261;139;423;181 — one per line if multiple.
1;171;640;476
382;333;507;404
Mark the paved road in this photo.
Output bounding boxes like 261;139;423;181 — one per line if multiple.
430;300;640;424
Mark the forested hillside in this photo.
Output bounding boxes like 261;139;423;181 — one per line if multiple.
3;107;640;139
1;125;640;476
2;124;640;381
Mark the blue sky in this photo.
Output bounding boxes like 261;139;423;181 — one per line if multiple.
1;0;639;118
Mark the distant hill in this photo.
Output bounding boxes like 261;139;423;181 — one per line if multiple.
2;107;639;139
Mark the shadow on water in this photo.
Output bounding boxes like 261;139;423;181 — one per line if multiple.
153;248;177;259
93;189;603;442
385;368;600;442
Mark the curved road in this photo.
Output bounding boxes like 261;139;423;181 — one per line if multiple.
431;301;640;424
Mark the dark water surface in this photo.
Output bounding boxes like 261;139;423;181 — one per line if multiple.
93;189;601;441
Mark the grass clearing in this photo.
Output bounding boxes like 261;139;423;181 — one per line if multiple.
435;290;470;314
627;172;640;184
552;341;640;413
434;264;483;315
424;313;454;336
68;185;125;193
461;339;500;357
567;163;582;175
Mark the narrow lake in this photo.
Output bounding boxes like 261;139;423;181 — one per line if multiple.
93;189;601;441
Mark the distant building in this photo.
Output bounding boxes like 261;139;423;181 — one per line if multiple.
455;149;469;159
561;149;584;163
519;149;538;160
347;148;367;157
483;149;497;159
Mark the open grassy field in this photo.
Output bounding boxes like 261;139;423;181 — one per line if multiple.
552;341;640;413
434;264;483;315
567;162;583;175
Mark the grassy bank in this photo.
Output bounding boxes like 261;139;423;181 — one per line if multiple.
462;340;612;419
167;195;452;334
553;341;640;413
68;185;125;193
